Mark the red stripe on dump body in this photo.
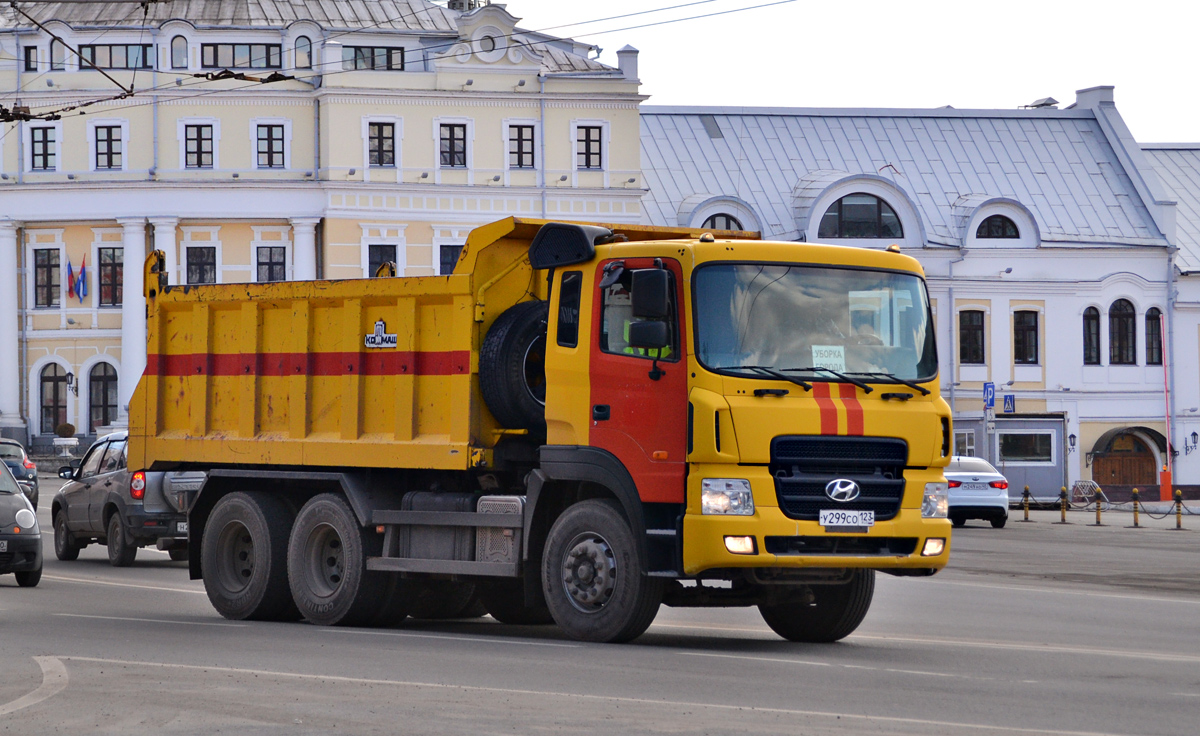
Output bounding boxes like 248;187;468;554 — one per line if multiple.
146;351;470;377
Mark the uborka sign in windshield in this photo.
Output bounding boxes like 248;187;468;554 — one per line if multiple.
365;320;398;349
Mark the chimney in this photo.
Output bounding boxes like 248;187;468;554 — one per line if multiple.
617;45;639;81
1074;85;1114;109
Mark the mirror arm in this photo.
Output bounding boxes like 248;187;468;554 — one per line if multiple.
648;356;664;381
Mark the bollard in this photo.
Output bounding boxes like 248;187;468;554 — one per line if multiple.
1092;491;1104;526
1055;488;1069;524
1175;490;1185;531
1129;488;1141;529
1021;486;1032;522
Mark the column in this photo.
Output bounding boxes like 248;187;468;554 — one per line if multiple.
0;221;26;437
117;218;147;425
290;217;320;280
149;217;179;285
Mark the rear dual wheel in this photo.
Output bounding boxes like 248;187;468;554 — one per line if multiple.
202;492;300;621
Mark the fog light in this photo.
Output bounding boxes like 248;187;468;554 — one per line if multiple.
922;482;948;518
921;537;946;557
702;479;754;515
724;535;756;555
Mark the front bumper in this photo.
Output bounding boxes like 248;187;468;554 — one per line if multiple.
0;533;43;573
682;464;951;576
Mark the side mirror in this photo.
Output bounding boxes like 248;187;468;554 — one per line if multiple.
631;269;670;319
627;320;669;350
58;467;75;480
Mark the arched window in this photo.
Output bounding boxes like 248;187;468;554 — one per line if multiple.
1109;299;1136;365
89;362;119;433
702;213;742;231
40;364;68;434
1083;307;1100;365
976;214;1019;239
171;35;188;69
295;36;312;69
817;194;902;238
1145;307;1162;366
50;39;65;70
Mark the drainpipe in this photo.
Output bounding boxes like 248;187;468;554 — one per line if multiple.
538;73;546;218
1167;246;1178;478
16;31;26;185
947;250;967;419
151;27;159;178
17;226;27;436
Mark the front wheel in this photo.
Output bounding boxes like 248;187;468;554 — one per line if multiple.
107;514;137;567
758;570;875;643
53;510;81;561
542;499;663;643
15;565;42;587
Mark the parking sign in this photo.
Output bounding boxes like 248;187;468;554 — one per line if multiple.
983;382;995;409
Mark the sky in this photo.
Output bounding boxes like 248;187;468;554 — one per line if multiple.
507;0;1199;143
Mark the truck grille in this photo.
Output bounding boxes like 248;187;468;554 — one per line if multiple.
770;436;908;521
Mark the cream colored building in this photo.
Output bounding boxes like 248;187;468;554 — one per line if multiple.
0;1;645;448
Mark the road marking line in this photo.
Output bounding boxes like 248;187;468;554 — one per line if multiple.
53;613;247;628
321;628;579;648
682;652;987;680
53;655;1147;736
1173;693;1200;697
41;574;205;595
0;657;68;716
932;578;1200;606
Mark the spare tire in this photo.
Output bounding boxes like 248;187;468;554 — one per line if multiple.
480;300;548;431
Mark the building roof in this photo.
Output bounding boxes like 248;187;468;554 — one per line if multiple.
1141;144;1200;273
640;105;1168;248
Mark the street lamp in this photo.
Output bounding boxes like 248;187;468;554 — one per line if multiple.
1068;434;1077;453
1186;431;1200;456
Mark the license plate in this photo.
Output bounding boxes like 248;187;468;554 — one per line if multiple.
0;540;7;552
177;522;189;534
819;509;875;528
962;483;988;490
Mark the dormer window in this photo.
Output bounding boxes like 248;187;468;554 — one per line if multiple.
295;36;312;69
818;194;902;238
702;213;743;231
342;46;404;71
81;44;154;70
976;214;1019;238
201;43;282;69
171;36;188;69
50;39;65;70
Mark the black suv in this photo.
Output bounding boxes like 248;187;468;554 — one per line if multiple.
0;439;39;509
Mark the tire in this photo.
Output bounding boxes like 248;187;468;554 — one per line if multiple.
408;581;481;620
202;492;300;622
479;578;555;625
365;576;415;628
287;493;390;627
479;300;548;431
991;515;1008;529
15;565;42;588
758;570;875;643
169;548;189;562
53;510;81;562
951;516;966;528
542;499;664;643
107;514;137;567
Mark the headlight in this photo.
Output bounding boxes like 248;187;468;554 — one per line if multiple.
922;482;948;518
701;479;754;515
14;508;37;530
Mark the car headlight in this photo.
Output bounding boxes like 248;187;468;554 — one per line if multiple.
14;508;37;531
922;482;948;518
701;479;754;515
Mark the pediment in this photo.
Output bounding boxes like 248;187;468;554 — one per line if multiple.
433;5;543;73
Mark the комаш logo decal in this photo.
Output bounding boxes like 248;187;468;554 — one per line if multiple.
364;319;398;349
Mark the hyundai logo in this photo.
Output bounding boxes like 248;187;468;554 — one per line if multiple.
825;478;861;502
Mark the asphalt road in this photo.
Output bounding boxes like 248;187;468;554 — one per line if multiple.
2;484;1197;735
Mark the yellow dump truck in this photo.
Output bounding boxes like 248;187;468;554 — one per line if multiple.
129;217;952;643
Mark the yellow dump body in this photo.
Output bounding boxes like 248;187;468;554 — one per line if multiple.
129;218;751;474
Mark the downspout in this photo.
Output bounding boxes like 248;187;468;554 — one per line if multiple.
947;250;967;420
16;31;26;184
17;226;27;433
151;27;159;178
1167;247;1178;475
538;73;546;218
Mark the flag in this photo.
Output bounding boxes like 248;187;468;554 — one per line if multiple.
76;255;87;302
66;258;76;299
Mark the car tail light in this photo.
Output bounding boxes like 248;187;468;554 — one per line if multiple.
23;459;36;470
990;480;1009;489
947;480;962;488
130;471;146;500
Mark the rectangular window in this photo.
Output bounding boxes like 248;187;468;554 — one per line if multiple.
185;124;214;168
256;124;285;168
256;246;286;283
368;244;397;277
577;126;603;169
1146;311;1163;366
959;310;984;364
80;44;154;70
95;126;122;170
998;432;1054;464
599;265;678;361
98;247;123;307
556;271;583;348
30;127;56;171
201;43;281;69
342;46;404;70
368;123;395;167
186;246;217;285
954;430;975;457
34;249;60;308
439;244;463;275
439;124;467;168
1013;310;1038;365
24;46;37;71
1083;309;1100;365
509;125;535;169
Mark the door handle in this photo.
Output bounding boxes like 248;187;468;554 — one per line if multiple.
104;480;113;487
593;405;611;421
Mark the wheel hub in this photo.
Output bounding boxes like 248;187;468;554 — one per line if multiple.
305;523;345;598
215;521;254;594
561;533;616;613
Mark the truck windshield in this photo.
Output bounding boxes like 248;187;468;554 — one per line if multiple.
694;263;937;382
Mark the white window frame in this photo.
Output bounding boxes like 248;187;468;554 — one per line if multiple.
965;202;1039;248
177;117;221;170
28;356;76;437
25;121;64;173
86;118;130;173
502;117;540;179
180;226;223;285
251;226;293;283
995;429;1057;467
1011;305;1044;371
90;227;124;310
806;178;923;249
432;116;473;183
361;116;403;180
432;225;471;276
570;119;610;186
79;355;120;435
954;430;976;457
359;224;408;278
26;237;65;311
249;117;292;171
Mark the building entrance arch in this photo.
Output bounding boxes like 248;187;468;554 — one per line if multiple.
1089;427;1165;487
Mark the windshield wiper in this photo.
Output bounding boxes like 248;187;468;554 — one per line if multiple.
847;371;931;396
712;365;812;391
781;367;873;394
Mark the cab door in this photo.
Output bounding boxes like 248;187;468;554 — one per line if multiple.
587;258;688;504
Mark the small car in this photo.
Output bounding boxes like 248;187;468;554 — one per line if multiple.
52;431;201;567
0;460;42;586
0;438;39;509
945;455;1010;528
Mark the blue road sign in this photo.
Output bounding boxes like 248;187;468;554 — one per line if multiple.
983;382;995;409
1003;394;1015;413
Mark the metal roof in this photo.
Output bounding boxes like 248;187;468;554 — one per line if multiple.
1142;144;1200;273
640;106;1168;248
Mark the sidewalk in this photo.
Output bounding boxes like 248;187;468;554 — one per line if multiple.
1009;505;1197;531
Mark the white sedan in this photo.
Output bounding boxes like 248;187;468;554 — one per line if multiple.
945;456;1010;529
